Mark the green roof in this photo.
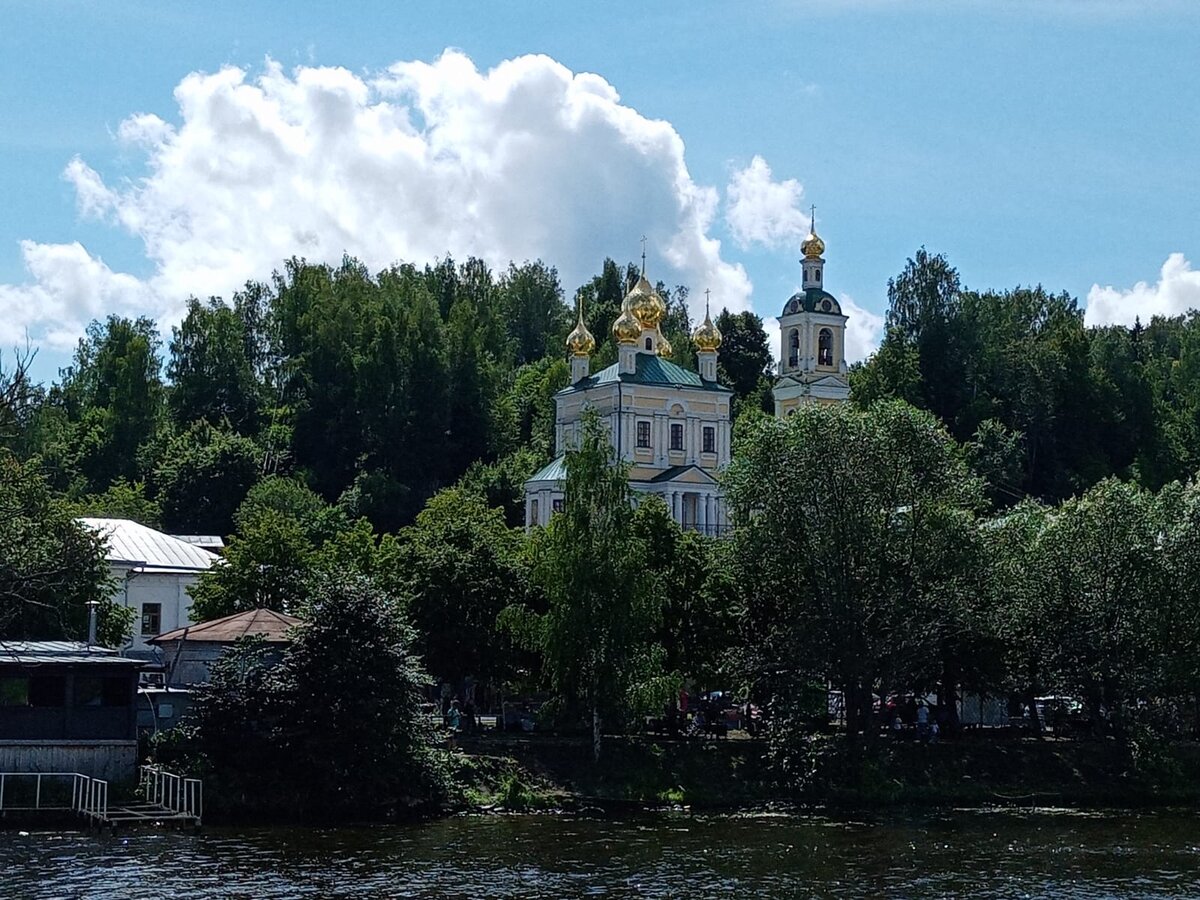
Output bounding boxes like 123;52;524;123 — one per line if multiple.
527;456;567;483
561;353;732;395
782;288;842;316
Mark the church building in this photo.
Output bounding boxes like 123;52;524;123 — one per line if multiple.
524;269;732;534
524;220;850;532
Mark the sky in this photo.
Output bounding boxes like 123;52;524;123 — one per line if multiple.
2;0;1198;382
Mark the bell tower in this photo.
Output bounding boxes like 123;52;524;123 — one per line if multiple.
773;208;850;413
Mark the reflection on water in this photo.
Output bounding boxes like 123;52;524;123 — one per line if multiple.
4;808;1200;898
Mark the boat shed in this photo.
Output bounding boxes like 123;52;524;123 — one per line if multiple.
0;642;142;782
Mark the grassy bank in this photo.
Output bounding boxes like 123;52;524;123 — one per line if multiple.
452;732;1200;811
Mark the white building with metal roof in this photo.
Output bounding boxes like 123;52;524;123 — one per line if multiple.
79;518;220;656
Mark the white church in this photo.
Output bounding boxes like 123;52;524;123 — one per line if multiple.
523;222;849;531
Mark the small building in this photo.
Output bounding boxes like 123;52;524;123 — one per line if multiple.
79;518;220;658
0;642;142;782
149;608;303;686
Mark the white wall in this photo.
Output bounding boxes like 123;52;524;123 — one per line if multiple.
110;568;201;654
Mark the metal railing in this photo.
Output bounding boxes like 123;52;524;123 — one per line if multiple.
139;765;202;822
0;772;108;823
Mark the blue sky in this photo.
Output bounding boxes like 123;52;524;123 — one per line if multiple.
2;0;1198;381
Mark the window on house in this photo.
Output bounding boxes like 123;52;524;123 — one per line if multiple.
645;337;653;351
670;423;685;451
815;269;820;282
703;426;715;454
818;328;834;367
530;499;539;525
788;329;799;368
74;676;131;707
0;677;29;706
141;603;161;637
636;420;651;449
28;676;65;707
552;498;564;514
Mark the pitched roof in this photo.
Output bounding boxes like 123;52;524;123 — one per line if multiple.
643;464;719;485
560;353;732;394
527;456;567;483
149;608;303;644
80;518;220;573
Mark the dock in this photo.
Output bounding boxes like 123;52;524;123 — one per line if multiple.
0;765;202;831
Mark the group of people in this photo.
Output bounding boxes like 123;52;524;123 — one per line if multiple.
443;697;479;733
888;697;945;742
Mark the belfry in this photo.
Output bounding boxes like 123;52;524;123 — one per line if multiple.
772;211;851;412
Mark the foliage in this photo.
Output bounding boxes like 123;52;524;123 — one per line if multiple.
0;450;126;644
530;409;661;758
723;401;987;740
151;420;262;534
168;576;445;820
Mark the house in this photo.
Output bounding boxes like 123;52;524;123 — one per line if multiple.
0;642;142;782
79;518;220;658
149;608;302;686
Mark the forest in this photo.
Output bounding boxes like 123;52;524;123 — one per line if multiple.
6;247;1200;810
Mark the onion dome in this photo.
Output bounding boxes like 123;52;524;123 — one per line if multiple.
626;275;667;329
612;299;641;345
801;228;825;260
656;326;673;359
565;305;595;357
692;307;722;352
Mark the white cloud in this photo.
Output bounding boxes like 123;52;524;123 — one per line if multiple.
0;241;153;350
1085;253;1200;327
0;52;755;348
841;294;885;363
724;155;809;251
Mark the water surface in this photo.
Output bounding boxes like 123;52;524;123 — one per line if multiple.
4;808;1200;898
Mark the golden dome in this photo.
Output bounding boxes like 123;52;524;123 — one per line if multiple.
612;300;641;345
565;306;595;357
625;275;667;329
656;327;673;358
801;229;825;260
692;307;722;352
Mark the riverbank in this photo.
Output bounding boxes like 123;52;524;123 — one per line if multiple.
453;732;1200;812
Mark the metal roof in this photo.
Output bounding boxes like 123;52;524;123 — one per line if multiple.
80;518;219;572
560;354;732;394
0;641;143;667
150;608;303;644
170;534;225;550
527;456;567;483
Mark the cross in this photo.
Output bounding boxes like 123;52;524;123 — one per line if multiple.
640;234;648;272
704;288;712;315
810;204;816;232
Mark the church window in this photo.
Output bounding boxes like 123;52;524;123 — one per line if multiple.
703;426;715;454
636;420;651;448
788;329;799;369
818;328;834;367
645;337;653;351
670;422;685;451
552;498;564;514
530;499;539;525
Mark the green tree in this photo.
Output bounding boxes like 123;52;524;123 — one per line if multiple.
0;451;127;644
167;297;265;433
715;309;774;416
532;409;658;760
151;421;262;534
723;401;986;742
399;487;531;689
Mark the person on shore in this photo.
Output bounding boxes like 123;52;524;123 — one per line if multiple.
447;699;462;731
916;700;929;741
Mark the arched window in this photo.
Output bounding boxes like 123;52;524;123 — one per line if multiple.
788;329;799;369
645;337;653;351
818;328;834;367
530;498;539;526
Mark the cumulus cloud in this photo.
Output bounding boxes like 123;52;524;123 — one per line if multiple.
1085;254;1200;327
0;52;755;348
724;155;809;250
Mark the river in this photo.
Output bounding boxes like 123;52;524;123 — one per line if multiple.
3;808;1200;898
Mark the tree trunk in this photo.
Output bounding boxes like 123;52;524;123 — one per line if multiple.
592;702;602;763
